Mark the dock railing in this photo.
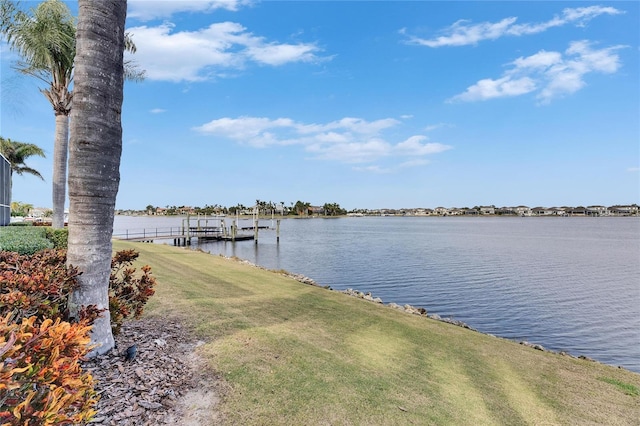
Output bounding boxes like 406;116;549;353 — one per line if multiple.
112;226;189;241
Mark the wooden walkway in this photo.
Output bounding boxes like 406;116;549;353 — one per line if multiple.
113;226;256;245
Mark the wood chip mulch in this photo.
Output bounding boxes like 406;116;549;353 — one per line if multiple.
82;317;224;425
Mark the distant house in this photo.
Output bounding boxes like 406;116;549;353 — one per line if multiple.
178;206;196;215
515;206;532;216
569;206;588;216
0;154;9;226
608;205;639;216
479;206;495;215
532;207;554;216
30;207;51;218
550;207;567;216
310;206;324;215
587;205;607;216
434;207;449;216
497;207;517;215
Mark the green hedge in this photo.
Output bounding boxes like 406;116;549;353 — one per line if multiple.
0;226;53;255
44;227;68;249
7;221;34;227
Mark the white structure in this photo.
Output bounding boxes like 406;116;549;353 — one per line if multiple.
0;154;10;226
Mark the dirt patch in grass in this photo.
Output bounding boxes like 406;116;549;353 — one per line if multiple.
83;316;226;425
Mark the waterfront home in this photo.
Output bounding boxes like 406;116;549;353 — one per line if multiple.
479;206;496;215
608;205;639;216
434;207;449;216
569;206;588;216
587;205;608;216
532;207;554;216
497;207;517;215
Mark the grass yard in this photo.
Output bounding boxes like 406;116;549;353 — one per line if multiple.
114;240;640;425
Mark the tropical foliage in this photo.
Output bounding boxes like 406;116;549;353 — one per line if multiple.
1;0;143;229
9;201;33;217
109;249;157;335
0;226;53;255
0;137;45;193
0;246;157;424
0;314;98;426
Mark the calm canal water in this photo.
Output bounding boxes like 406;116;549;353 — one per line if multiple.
113;215;640;373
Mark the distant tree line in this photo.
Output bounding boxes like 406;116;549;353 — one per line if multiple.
136;200;347;217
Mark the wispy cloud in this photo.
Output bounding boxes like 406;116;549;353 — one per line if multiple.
125;22;326;82
449;41;625;104
424;123;454;132
128;0;253;21
401;5;623;47
353;158;430;174
194;116;452;167
150;108;166;114
628;167;640;173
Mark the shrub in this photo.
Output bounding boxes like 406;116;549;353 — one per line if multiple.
0;248;156;335
0;250;80;324
0;227;53;255
0;314;97;425
43;227;68;249
109;249;157;335
0;248;157;424
7;222;33;227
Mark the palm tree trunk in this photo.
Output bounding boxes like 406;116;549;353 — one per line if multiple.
67;0;127;357
51;113;69;228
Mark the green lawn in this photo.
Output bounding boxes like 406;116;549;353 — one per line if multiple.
114;240;640;425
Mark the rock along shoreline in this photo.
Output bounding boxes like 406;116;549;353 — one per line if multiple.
221;254;607;368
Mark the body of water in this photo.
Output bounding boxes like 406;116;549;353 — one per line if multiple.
114;215;640;373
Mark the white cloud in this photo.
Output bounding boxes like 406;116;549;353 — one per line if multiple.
450;76;536;102
194;116;452;167
402;6;623;47
396;136;452;156
128;0;252;21
353;165;392;174
307;139;391;163
125;22;325;82
424;123;454;132
150;108;166;114
353;158;431;174
449;41;625;103
627;167;640;173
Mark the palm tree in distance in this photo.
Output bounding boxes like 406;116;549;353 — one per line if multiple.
1;0;144;228
0;136;46;197
1;0;73;228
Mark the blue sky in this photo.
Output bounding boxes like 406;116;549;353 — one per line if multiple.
2;1;638;210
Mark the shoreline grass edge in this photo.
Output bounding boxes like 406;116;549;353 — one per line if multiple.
114;240;640;425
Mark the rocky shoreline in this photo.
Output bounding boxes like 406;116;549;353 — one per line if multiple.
227;255;604;367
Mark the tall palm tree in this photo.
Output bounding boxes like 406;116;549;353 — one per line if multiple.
1;0;143;229
67;0;127;357
1;0;73;228
0;136;46;197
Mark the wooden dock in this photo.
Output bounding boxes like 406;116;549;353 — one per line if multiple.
113;226;255;245
113;216;281;246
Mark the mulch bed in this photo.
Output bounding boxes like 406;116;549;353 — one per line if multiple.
82;317;223;425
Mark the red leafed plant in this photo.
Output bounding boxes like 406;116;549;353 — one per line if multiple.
0;248;157;424
0;249;81;324
109;249;157;335
0;314;98;425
